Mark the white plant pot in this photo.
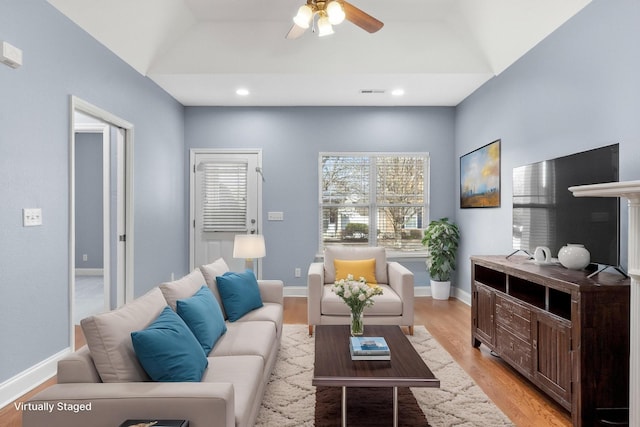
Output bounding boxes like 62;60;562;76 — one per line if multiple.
431;280;451;300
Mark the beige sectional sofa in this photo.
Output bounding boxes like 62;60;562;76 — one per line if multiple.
22;259;283;427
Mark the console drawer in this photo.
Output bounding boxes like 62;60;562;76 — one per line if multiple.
496;295;531;342
496;325;532;376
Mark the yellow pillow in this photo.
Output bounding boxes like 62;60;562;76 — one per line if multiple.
334;258;377;284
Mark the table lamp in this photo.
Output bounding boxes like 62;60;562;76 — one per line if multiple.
233;234;266;274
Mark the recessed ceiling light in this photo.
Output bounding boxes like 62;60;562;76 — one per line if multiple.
236;88;250;96
391;89;405;96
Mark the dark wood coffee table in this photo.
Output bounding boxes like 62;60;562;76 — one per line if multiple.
312;325;440;427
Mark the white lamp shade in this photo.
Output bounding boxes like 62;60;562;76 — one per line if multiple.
293;5;313;29
327;1;345;25
233;234;266;259
317;15;334;37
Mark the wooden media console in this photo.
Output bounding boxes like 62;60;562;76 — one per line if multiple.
471;255;630;427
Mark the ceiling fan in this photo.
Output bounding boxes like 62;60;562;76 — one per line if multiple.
286;0;384;39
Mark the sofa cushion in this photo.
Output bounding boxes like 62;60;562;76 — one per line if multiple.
324;246;388;284
176;285;227;354
203;355;264;427
321;284;402;316
199;257;231;318
159;269;207;311
80;287;166;382
131;306;208;382
334;258;377;284
210;321;276;360
216;270;263;322
234;302;283;338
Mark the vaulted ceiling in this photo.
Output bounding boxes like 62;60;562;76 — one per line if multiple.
48;0;591;106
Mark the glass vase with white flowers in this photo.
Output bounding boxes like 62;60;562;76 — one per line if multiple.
331;274;383;336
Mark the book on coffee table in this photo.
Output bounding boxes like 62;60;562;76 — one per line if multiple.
350;337;390;354
349;337;390;360
350;351;391;361
119;420;189;427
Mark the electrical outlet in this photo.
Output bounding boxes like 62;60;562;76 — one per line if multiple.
82;254;88;262
295;267;301;278
23;208;42;226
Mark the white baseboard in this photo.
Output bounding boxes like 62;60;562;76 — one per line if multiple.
415;285;470;304
284;284;471;306
452;287;471;305
284;286;307;297
75;268;104;276
0;347;71;409
414;286;430;297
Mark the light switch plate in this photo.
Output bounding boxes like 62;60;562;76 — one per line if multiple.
268;211;284;221
1;41;23;69
23;208;42;226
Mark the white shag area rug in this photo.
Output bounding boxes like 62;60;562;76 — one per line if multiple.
256;324;514;426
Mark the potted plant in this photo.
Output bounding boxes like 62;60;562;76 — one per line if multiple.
422;217;460;300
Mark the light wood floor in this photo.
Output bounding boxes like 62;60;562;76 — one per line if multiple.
1;297;571;427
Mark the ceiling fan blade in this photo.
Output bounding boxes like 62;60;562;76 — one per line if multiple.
342;1;384;33
286;23;307;40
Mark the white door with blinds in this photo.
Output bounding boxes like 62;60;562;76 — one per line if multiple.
191;150;262;275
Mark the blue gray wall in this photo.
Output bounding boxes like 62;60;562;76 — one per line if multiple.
184;107;457;287
2;0;638;396
0;0;185;383
454;0;640;293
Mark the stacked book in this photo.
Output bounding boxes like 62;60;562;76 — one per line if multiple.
349;337;391;360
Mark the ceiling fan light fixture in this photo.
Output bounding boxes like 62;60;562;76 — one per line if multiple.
317;14;334;37
286;0;383;39
326;1;346;25
293;5;314;29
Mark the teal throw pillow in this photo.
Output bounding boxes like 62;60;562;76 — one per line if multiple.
216;270;263;322
131;306;208;382
177;285;227;355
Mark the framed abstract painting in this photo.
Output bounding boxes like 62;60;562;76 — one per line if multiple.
460;139;501;208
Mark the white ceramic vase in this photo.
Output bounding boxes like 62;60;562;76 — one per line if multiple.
558;244;591;270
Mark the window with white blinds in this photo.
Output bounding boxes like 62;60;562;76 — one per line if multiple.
201;160;248;232
320;152;429;253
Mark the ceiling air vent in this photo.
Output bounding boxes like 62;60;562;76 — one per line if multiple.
360;89;386;94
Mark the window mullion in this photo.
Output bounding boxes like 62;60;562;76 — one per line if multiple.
369;155;377;247
423;156;430;227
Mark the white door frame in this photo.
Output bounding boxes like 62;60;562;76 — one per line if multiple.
74;122;111;312
189;148;263;272
69;96;134;348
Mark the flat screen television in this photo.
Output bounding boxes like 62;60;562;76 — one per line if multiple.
512;143;620;267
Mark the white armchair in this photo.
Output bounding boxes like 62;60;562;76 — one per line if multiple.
307;246;414;336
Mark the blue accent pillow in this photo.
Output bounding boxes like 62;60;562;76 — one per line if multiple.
177;285;227;355
216;270;263;322
131;306;208;382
